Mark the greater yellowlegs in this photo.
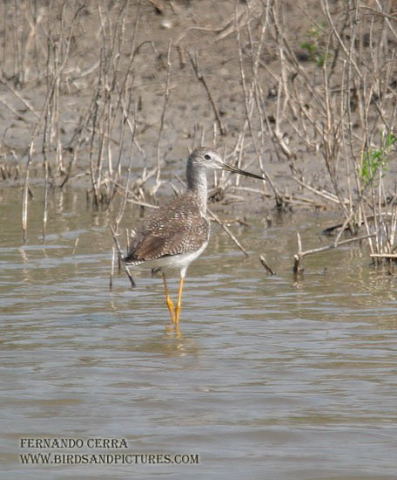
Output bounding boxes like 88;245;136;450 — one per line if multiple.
123;147;264;324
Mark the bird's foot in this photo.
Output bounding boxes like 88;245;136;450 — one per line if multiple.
165;295;176;323
174;304;182;324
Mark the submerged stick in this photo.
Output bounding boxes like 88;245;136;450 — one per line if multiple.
22;141;35;243
110;225;136;288
72;237;79;255
259;254;276;275
109;246;116;290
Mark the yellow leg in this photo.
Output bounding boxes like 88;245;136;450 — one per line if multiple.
162;273;175;323
174;275;185;324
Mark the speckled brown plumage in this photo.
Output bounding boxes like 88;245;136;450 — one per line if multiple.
124;192;210;264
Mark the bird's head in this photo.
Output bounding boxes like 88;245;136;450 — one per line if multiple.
189;147;265;180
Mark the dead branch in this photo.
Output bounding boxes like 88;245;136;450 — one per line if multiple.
293;232;375;274
370;253;397;259
207;208;249;257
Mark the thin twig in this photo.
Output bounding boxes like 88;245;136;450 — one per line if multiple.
207;208;249;257
0;78;40;118
189;51;227;136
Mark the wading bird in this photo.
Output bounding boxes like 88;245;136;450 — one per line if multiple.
123;147;264;324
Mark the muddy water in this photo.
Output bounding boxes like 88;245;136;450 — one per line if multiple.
1;187;397;480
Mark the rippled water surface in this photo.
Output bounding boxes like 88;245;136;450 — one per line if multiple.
1;188;397;480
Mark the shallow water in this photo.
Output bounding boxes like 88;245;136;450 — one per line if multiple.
1;188;397;480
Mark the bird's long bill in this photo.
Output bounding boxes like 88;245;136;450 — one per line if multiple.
222;162;265;180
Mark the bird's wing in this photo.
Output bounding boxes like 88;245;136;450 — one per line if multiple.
124;195;209;263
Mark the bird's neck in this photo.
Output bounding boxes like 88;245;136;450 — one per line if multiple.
186;160;208;214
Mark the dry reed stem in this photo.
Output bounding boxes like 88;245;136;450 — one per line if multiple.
188;51;227;137
235;3;283;207
156;40;173;184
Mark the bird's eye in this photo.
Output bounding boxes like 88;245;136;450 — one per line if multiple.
204;154;211;160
